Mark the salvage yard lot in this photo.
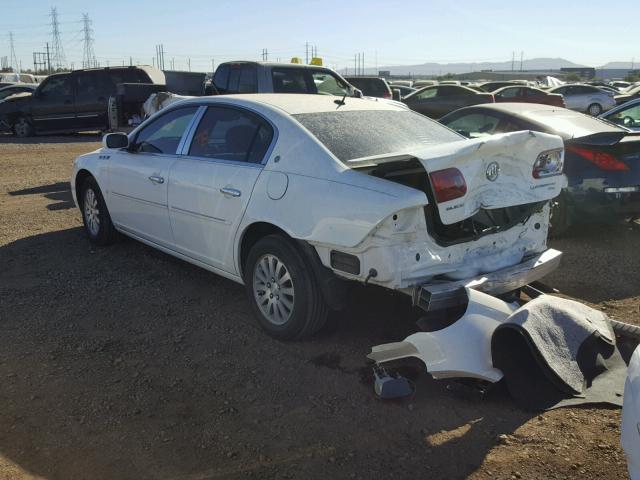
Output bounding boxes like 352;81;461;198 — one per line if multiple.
0;136;638;480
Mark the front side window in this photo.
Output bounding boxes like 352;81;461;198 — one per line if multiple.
294;110;461;162
39;76;72;97
188;106;273;163
410;87;438;100
607;104;640;128
313;72;349;96
497;87;521;99
134;106;198;154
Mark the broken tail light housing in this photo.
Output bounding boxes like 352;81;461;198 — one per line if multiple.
533;148;564;178
430;168;467;203
566;145;629;171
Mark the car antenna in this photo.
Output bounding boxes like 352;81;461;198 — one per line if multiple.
334;92;347;108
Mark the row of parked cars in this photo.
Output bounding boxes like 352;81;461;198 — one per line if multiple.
1;61;638;238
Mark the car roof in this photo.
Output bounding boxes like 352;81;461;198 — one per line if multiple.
219;61;334;70
447;103;624;138
180;93;405;115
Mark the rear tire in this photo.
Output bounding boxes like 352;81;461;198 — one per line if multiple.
13;116;34;137
549;193;569;238
80;177;119;246
244;235;329;340
587;103;603;116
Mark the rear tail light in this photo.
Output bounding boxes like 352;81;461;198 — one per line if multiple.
533;148;564;178
566;145;629;171
430;168;467;203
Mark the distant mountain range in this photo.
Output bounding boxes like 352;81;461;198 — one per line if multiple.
346;58;636;76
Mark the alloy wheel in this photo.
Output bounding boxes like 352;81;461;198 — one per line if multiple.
252;254;295;326
83;188;100;236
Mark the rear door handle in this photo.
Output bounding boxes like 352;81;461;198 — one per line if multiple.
220;187;241;197
148;175;164;184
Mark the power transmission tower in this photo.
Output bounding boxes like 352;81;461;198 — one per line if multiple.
82;13;97;69
9;32;20;73
50;7;66;70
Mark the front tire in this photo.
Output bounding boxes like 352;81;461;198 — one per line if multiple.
587;103;603;116
80;177;118;245
244;235;329;340
13;116;34;137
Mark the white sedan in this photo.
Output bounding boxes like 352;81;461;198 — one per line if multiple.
71;94;565;339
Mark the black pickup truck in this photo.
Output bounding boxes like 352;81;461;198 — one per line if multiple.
0;65;164;137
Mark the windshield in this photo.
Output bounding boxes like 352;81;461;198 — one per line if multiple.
294;110;461;162
271;68;351;96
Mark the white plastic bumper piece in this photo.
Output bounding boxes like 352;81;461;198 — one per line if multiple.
367;288;518;382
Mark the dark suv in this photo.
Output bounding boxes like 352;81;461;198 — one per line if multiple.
212;61;360;97
0;66;163;136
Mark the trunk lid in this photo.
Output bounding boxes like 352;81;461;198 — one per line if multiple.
409;130;565;225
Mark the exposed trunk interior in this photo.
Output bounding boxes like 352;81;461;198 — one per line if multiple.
359;158;547;246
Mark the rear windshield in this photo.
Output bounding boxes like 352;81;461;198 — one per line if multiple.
294;110;461;162
526;110;625;139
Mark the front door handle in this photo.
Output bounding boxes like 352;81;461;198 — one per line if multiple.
220;187;241;198
148;175;165;184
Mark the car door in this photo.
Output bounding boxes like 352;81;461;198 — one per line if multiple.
107;105;199;247
74;71;108;130
30;75;76;132
168;104;274;273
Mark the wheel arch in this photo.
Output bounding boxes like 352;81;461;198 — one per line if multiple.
237;221;349;311
74;168;95;206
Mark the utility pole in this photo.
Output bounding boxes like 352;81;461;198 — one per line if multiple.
306;42;309;64
187;58;191;71
9;32;20;73
362;52;365;75
46;42;51;74
520;51;523;71
211;58;215;72
82;13;96;69
354;54;357;76
511;51;515;72
50;7;66;70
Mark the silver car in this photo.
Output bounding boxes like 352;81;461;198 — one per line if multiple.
600;98;640;131
548;84;616;116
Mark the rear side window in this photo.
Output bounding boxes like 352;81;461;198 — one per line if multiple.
238;66;258;93
134;106;198;154
188;106;273;163
294;110;461;162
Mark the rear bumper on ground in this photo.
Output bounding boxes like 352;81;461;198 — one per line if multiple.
412;248;562;312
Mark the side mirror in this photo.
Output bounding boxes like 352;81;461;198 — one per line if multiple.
353;88;363;98
392;88;402;101
103;132;129;149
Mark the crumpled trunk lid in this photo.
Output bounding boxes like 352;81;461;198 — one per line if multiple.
412;130;566;225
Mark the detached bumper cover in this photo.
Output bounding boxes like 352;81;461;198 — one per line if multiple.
413;248;562;312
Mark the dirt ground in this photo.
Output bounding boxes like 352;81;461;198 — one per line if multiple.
0;135;638;480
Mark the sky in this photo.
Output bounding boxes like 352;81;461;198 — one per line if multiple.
1;0;639;73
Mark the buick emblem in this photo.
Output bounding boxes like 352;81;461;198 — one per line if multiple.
486;161;500;182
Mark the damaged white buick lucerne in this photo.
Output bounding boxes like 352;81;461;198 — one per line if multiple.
70;94;566;339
